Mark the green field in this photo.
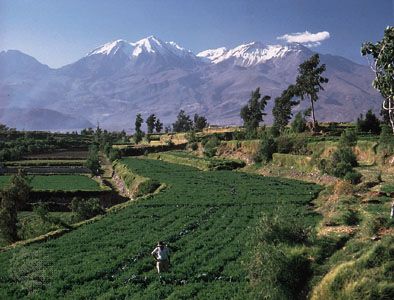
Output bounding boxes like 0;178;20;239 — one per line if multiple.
0;175;101;191
0;158;321;299
4;160;86;166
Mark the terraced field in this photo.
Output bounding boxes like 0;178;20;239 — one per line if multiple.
0;175;101;191
0;158;321;299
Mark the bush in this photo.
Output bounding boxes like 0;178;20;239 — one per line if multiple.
71;197;105;221
276;135;294;154
340;209;360;225
291;112;307;133
338;129;358;148
257;134;277;162
343;171;362;184
187;142;198;151
357;109;381;134
108;148;121;162
378;125;394;159
203;136;219;158
250;212;312;299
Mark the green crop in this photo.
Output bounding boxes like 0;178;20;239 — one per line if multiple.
0;175;101;191
0;158;321;299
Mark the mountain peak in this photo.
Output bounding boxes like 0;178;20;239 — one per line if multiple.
87;39;132;56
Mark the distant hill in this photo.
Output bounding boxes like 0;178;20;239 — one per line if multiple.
0;36;381;131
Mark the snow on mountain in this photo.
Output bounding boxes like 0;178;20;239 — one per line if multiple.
87;39;133;56
197;47;228;62
197;42;310;67
86;36;195;60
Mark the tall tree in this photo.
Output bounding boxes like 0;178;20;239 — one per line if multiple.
295;54;329;131
84;144;101;176
0;170;31;242
193;114;208;131
155;118;163;133
146;114;156;134
362;26;394;134
240;87;271;133
272;85;299;133
134;113;144;144
172;110;193;132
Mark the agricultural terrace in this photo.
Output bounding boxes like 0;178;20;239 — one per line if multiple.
0;175;102;192
0;158;321;299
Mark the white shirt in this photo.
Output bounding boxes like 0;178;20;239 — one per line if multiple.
151;246;170;260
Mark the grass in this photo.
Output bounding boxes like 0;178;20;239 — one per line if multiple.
0;175;102;191
0;211;74;248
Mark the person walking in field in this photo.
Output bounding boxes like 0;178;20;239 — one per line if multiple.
151;241;171;273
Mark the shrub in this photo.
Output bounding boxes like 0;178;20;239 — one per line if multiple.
378;125;394;159
257;134;277;162
340;209;360;225
357;109;381;134
338;129;358;148
291;112;307;133
343;171;362;184
71;197;105;221
187;142;198;151
203;136;219;158
276;135;294;154
108;148;121;162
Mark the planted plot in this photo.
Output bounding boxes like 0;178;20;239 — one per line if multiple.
0;175;101;191
0;158;321;299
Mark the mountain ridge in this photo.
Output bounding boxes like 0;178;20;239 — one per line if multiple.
0;36;381;131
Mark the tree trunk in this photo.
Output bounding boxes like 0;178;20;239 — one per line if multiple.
383;97;394;134
310;98;317;131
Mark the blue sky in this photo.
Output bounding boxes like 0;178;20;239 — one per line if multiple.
0;0;392;68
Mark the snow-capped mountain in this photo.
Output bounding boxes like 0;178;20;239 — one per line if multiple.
197;42;310;67
0;36;382;131
60;36;200;78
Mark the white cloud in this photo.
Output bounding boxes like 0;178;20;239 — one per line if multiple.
277;31;330;47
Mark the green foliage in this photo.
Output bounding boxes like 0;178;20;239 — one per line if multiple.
378;125;394;159
0;171;31;242
362;26;394;133
319;130;359;182
203;135;220;158
240;87;271;134
146;114;156;134
154;151;245;171
291;111;307;133
84;144;102;175
193;114;208;131
338;129;358;148
172;110;193;132
257;133;277;163
10;247;50;295
154;118;163;133
0;175;102;192
249;212;313;299
134;113;144;144
343;171;362;185
356;109;381;134
294;54;329;129
108;148;121;162
272;85;299;133
71;197;105;221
